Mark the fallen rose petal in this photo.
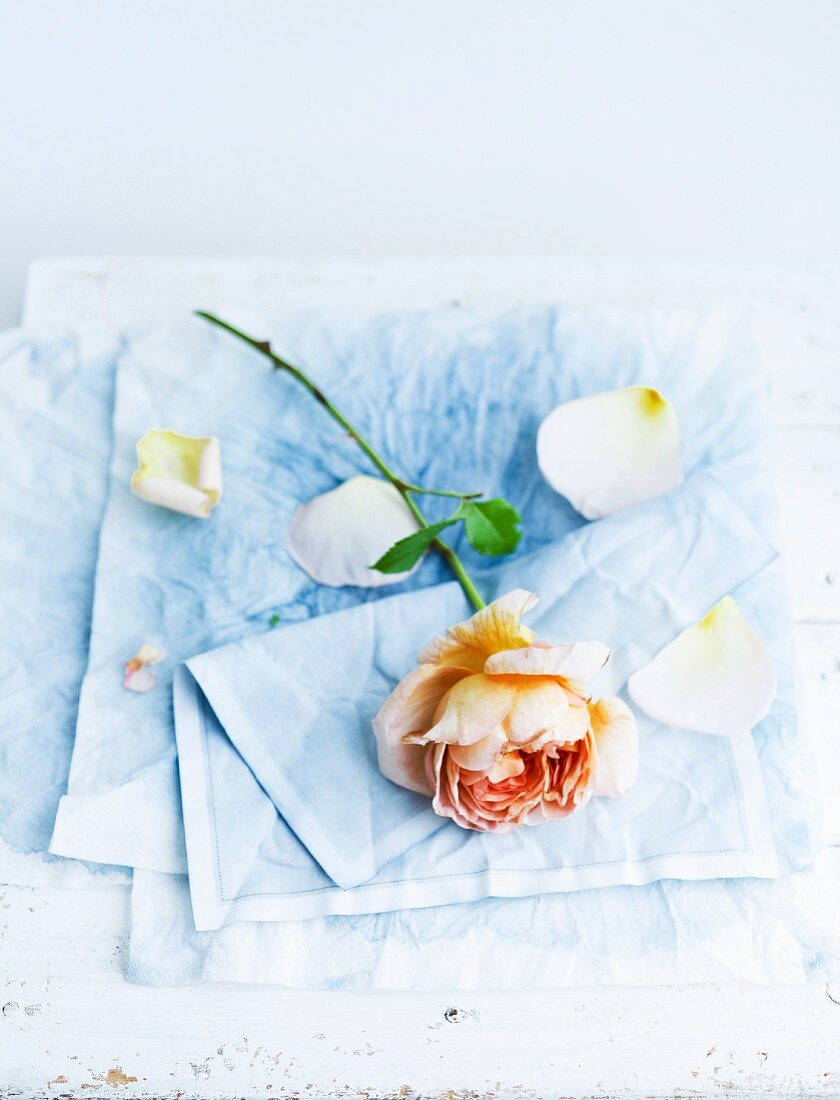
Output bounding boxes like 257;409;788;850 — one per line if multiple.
123;666;159;693
590;696;639;796
627;596;776;737
536;385;682;519
124;643;165;673
286;475;421;588
123;643;166;693
130;430;222;518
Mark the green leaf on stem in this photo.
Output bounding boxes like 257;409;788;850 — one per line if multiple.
371;518;456;574
372;496;522;572
459;498;522;556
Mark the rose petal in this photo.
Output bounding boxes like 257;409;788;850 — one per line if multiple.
504;680;570;743
130;430;222;518
486;752;526;782
422;674;516;746
123;666;158;693
485;641;610;682
125;643;165;672
429;743;463;824
372;664;463;795
529;701;592;749
447;728;508;771
627;596;777;737
590;696;639;796
536;386;681;519
418;589;537;671
286;476;421;588
123;643;166;692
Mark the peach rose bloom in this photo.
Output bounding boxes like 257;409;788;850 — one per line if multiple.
373;590;639;832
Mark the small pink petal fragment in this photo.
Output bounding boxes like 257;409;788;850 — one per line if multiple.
123;644;166;692
123;666;158;692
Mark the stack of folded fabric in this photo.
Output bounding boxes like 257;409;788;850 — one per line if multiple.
3;304;838;988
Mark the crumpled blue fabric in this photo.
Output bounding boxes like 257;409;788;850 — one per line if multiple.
0;330;118;877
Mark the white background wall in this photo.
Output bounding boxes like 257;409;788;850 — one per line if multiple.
1;0;839;326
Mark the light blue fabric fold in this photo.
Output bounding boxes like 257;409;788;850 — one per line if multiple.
176;474;782;926
0;329;121;882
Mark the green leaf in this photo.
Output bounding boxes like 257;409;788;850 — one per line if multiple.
371;518;455;574
459;498;522;557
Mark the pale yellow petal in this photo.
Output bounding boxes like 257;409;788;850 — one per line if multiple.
130;430;222;518
591;696;639;797
537;386;681;519
627;596;776;737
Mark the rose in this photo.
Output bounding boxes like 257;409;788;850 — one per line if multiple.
373;590;639;832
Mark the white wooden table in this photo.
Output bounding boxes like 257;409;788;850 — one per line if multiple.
3;257;839;1099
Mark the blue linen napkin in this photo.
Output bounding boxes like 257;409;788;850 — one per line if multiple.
0;329;122;883
175;474;781;926
52;304;813;894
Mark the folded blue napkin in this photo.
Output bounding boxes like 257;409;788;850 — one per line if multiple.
0;329;120;883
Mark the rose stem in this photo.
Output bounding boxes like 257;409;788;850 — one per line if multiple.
195;310;486;612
